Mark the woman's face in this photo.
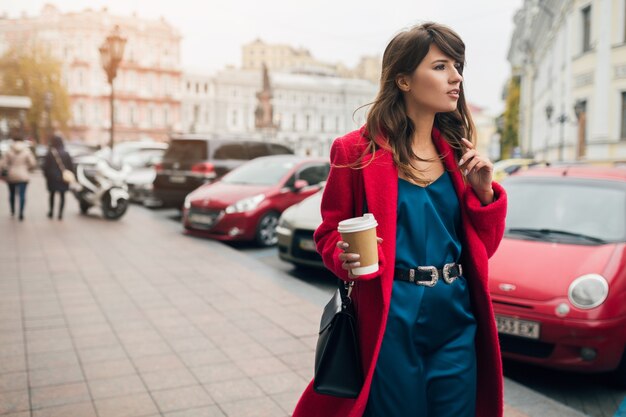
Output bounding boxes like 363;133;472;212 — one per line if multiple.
398;44;463;115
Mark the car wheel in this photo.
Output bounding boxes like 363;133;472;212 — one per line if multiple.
255;211;279;247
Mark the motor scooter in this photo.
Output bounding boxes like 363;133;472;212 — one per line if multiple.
73;158;130;220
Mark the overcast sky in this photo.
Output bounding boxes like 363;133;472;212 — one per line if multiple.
2;0;523;115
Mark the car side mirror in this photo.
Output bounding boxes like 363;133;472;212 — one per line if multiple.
293;179;309;191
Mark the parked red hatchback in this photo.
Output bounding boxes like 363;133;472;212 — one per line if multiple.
182;155;329;246
489;165;626;384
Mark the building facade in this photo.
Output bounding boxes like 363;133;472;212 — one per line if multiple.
242;38;381;84
0;4;182;145
508;0;626;161
181;67;378;156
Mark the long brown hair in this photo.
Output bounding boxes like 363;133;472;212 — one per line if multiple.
362;22;475;183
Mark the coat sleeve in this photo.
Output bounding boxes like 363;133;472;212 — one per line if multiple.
314;138;354;281
463;181;507;258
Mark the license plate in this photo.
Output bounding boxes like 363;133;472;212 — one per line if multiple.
189;213;215;226
496;315;540;339
298;238;316;251
169;175;186;183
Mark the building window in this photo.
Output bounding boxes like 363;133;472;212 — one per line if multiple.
163;106;169;126
305;115;311;131
292;114;297;130
582;6;592;52
130;105;137;125
621;92;626;140
336;116;340;131
321;116;325;132
232;110;238;126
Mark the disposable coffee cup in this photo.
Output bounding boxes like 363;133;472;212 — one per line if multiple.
337;213;379;276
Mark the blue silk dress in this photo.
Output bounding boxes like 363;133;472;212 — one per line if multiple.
364;172;477;417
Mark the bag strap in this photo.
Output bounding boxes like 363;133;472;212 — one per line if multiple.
51;148;67;171
339;170;368;300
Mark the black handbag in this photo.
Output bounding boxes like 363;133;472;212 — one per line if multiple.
313;280;363;397
313;182;367;397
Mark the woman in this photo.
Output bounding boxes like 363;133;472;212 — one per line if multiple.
43;135;74;220
293;23;507;417
1;136;37;221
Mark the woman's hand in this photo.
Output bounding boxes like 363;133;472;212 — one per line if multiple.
337;238;383;280
458;137;494;205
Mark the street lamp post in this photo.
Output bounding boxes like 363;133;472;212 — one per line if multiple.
99;25;127;150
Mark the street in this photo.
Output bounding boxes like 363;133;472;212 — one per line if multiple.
0;175;617;417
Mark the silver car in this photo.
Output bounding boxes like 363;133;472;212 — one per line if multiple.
276;188;324;268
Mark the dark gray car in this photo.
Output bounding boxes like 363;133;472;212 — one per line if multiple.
153;136;293;208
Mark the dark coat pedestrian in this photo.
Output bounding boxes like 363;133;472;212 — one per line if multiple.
43;135;74;219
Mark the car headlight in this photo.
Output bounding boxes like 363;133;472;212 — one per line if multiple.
225;194;265;214
183;195;192;210
568;274;609;309
278;215;293;230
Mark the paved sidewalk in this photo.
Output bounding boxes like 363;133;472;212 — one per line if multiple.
0;176;587;417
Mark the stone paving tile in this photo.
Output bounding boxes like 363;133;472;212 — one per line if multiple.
82;358;136;380
24;317;66;330
29;365;84;388
204;377;265;404
272;390;301;415
504;404;532;417
219;397;288;417
0;343;25;358
116;330;164;346
26;338;74;356
124;341;173;359
132;353;187;374
0;331;24;345
88;374;147;400
30;381;91;410
0;355;26;374
151;385;214;414
252;372;308;396
0;389;29;414
0;412;30;417
190;363;246;385
280;351;314;372
179;348;230;368
27;350;79;371
72;333;120;350
234;356;291;378
76;344;128;364
156;324;205;340
94;392;160;417
0;372;27;393
163;405;227;417
258;337;312;356
31;401;98;417
222;342;272;362
168;336;215;353
141;367;198;391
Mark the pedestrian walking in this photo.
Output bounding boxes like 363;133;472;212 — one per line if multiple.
0;135;37;221
293;22;507;417
43;135;74;220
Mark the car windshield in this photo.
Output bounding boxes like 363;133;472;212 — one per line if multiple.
504;178;626;243
222;158;296;185
164;140;207;161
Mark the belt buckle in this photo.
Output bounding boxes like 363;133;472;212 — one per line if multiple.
443;263;459;284
417;266;438;287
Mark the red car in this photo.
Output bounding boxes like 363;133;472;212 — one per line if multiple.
182;155;329;246
489;165;626;385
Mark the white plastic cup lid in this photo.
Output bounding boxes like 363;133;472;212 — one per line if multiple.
337;213;378;234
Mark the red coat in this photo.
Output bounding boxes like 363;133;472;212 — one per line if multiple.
293;127;507;417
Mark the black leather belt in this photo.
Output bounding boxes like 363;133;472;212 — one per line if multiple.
394;263;463;287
